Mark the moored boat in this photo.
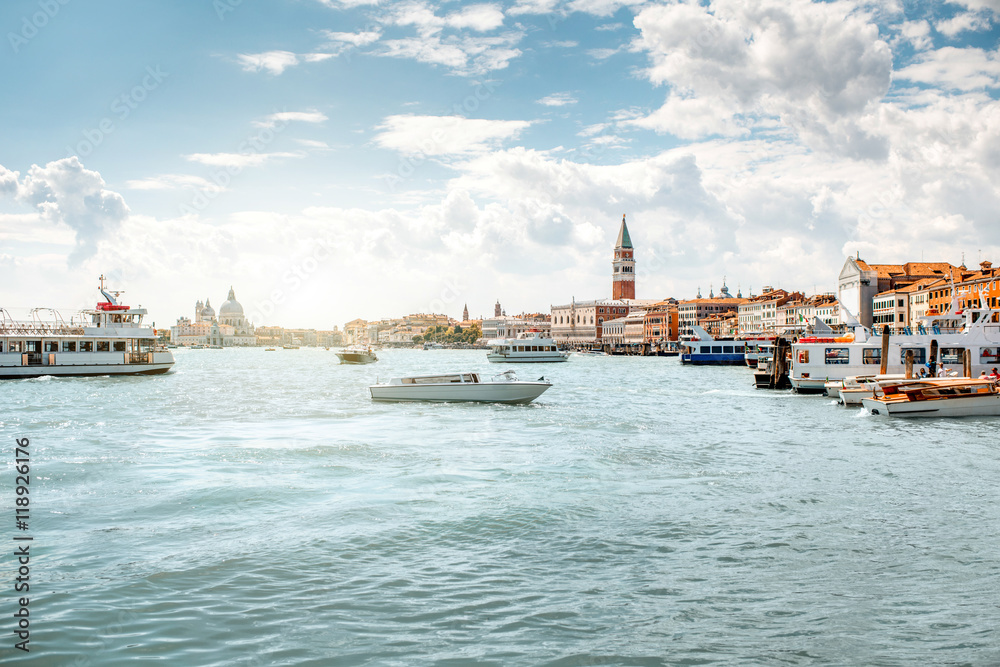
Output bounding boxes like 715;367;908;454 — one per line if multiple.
862;378;1000;417
487;332;568;363
369;370;551;404
680;326;745;366
0;275;174;379
790;303;1000;394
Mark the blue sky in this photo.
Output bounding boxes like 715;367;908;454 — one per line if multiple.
1;0;999;328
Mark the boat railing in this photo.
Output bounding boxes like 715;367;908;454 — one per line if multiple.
0;313;87;337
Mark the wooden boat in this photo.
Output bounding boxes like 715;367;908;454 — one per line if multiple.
369;370;550;404
336;345;378;364
862;378;1000;417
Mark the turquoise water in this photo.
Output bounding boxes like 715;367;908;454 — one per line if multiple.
3;348;1000;665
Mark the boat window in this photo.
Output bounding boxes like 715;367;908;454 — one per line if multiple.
711;346;722;353
939;347;964;364
899;348;926;364
980;347;998;363
44;341;58;352
723;346;734;353
26;341;41;353
735;346;744;353
80;341;93;352
825;347;850;364
62;341;76;352
862;349;881;364
797;350;809;364
461;374;474;383
97;341;110;352
113;341;126;352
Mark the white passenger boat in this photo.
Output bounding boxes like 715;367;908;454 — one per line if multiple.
790;303;1000;394
0;276;174;379
336;345;378;364
487;332;568;363
680;326;745;365
369;370;551;404
862;378;1000;417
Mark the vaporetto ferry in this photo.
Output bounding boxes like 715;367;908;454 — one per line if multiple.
0;276;174;379
789;304;1000;394
487;331;569;363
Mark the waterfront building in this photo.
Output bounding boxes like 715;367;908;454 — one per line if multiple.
623;310;647;345
550;298;631;344
737;288;800;336
679;282;746;338
700;312;739;338
602;316;626;345
482;315;551;340
344;319;368;344
838;256;959;327
612;214;635;301
643;300;679;345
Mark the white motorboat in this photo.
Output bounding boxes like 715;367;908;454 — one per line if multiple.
369;370;551;404
0;275;174;379
835;374;908;405
862;378;1000;417
336;345;378;364
487;331;568;363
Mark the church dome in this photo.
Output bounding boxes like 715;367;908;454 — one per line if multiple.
219;287;244;317
201;298;215;319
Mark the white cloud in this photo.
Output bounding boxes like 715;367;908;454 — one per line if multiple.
630;0;892;157
323;29;382;47
897;20;932;51
936;11;992;36
253;111;329;128
626;95;749;139
237;51;334;75
379;33;522;76
374;115;532;155
12;157;129;263
507;0;560;15
0;165;19;196
895;46;1000;90
446;4;506;31
537;92;577;106
183;152;303;168
126;174;224;192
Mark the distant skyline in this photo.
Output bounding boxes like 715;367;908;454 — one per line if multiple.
2;0;999;328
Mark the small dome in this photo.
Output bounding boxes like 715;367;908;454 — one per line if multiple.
219;287;244;317
201;297;215;319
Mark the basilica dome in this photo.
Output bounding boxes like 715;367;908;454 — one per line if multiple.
219;287;244;317
200;298;215;319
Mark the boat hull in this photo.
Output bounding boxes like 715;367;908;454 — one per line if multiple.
0;362;173;379
681;353;745;365
863;393;1000;417
486;353;568;363
336;352;377;364
370;382;550;404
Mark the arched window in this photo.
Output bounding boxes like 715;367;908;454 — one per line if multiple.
590;316;594;324
598;317;604;324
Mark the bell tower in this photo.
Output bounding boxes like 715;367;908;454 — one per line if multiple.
612;214;635;300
